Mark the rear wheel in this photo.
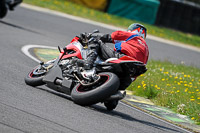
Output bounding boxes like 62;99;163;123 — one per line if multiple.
71;72;120;106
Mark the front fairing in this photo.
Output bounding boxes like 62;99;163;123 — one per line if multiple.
71;41;89;59
59;39;89;60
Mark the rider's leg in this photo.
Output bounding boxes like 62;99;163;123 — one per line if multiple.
83;43;99;70
99;43;125;60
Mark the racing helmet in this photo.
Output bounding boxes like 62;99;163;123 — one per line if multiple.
127;23;147;39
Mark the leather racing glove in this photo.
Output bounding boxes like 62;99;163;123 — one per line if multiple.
100;34;112;43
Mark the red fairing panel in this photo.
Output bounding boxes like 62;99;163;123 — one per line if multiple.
59;37;83;59
70;36;80;43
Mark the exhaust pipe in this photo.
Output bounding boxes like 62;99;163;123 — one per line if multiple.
106;90;126;101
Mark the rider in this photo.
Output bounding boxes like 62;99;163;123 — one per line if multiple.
100;23;148;65
77;23;149;90
99;23;149;90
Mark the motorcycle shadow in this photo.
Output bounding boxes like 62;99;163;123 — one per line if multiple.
35;86;72;101
89;104;181;133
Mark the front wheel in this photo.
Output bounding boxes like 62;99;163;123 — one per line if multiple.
25;59;55;86
25;65;47;86
71;72;120;106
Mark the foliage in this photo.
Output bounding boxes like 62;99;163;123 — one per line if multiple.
128;60;200;124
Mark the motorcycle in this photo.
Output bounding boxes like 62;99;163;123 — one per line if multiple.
24;30;147;110
0;0;22;19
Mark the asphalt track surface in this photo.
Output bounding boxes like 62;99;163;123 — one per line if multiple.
0;6;198;133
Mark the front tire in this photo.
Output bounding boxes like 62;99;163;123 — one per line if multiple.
25;65;46;87
71;72;120;106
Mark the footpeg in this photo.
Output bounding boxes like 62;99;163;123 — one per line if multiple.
106;90;126;101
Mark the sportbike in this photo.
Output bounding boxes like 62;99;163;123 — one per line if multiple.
25;30;147;110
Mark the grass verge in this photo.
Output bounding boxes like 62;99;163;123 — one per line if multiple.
23;0;200;47
128;60;200;124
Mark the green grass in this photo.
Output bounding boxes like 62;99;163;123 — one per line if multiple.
23;0;200;47
128;60;200;124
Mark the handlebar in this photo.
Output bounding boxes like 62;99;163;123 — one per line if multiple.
80;29;102;45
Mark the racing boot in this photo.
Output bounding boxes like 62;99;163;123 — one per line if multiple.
83;50;98;70
84;42;99;70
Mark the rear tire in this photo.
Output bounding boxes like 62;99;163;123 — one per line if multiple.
71;72;120;106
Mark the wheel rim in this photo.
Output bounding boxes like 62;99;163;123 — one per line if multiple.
76;74;109;92
29;66;47;78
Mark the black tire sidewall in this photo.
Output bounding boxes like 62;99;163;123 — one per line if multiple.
71;72;120;106
24;66;46;87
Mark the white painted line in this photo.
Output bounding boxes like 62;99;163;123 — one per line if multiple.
21;44;57;63
20;3;200;53
120;102;192;133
